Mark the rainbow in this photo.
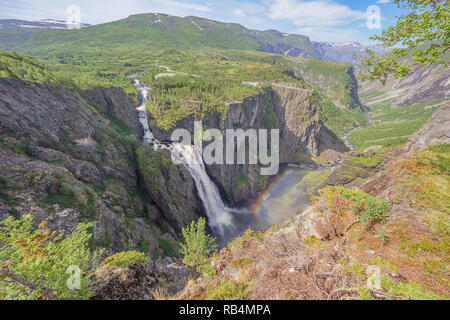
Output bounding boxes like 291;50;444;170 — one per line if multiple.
252;168;295;216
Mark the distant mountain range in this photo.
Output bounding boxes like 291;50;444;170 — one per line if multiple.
0;19;90;51
313;41;390;63
0;19;91;29
0;14;387;63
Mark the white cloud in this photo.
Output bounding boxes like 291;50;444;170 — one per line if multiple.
0;0;379;43
153;0;210;12
0;0;211;24
267;0;366;27
233;9;247;17
376;0;390;4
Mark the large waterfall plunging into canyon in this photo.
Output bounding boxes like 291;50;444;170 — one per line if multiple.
132;77;238;242
170;144;236;236
132;77;320;246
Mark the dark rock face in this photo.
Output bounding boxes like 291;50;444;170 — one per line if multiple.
0;77;200;257
150;84;347;205
91;260;197;300
346;67;362;108
405;102;450;152
137;146;205;233
91;264;157;300
360;64;450;108
270;84;347;157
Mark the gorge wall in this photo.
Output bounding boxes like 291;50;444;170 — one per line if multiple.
150;83;347;205
360;63;450;107
0;75;351;257
0;77;203;257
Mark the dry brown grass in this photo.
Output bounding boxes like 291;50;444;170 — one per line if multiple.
177;227;365;300
152;286;170;300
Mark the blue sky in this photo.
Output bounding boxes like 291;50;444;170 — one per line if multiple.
0;0;409;43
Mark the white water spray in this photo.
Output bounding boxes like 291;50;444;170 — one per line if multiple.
134;79;156;144
171;144;235;235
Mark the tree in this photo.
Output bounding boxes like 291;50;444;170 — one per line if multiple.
359;0;449;84
0;215;102;300
179;218;218;271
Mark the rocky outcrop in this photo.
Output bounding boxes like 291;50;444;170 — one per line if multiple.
404;102;450;152
295;205;355;240
326;150;385;187
270;84;347;157
91;259;197;300
0;77;201;258
137;145;205;233
360;64;450;108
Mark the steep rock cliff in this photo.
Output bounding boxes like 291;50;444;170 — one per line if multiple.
150;83;347;205
404;102;450;152
360;64;450;108
0;77;203;257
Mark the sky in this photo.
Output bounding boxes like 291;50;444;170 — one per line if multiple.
0;0;409;44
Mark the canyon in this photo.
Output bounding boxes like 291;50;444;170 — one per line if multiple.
0;9;448;300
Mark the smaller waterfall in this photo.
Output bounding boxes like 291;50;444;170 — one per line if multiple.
341;128;357;151
134;79;155;144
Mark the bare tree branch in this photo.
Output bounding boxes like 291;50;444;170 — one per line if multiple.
0;268;58;300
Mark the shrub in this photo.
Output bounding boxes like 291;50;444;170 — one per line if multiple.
0;215;102;300
228;229;264;250
179;218;217;271
206;279;248;300
428;144;450;174
378;230;389;244
157;237;176;257
318;186;390;227
102;251;148;269
352;193;389;226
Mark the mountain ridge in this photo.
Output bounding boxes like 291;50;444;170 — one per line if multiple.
0;14;384;63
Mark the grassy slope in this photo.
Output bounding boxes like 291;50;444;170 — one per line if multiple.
3;41;364;133
0;13;367;132
0;50;66;86
348;92;445;150
10;14;318;59
0;26;37;51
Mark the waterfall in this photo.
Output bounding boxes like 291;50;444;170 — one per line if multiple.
171;144;235;236
134;79;155;144
132;77;235;237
